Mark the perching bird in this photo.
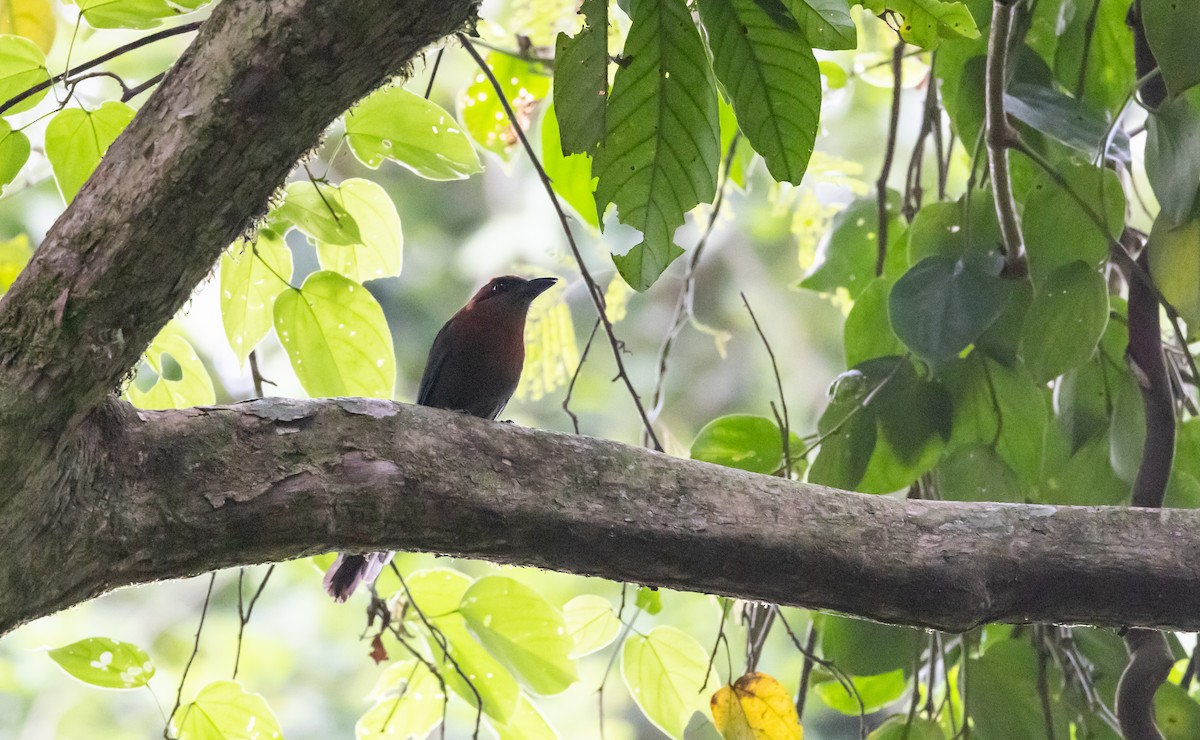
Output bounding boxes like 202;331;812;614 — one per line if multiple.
323;275;558;602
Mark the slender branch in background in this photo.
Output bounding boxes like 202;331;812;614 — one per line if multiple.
232;564;275;679
456;34;663;451
702;602;730;688
875;40;904;276
647;136;740;427
904;66;942;220
1036;627;1057;740
0;21;203;116
776;608;866;738
985;0;1026;275
562;318;601;434
165;572;216;739
423;47;445;99
597;609;641;740
795;621;818;720
739;293;791;476
1074;0;1103;99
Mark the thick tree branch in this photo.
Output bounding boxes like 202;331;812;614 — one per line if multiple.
6;397;1200;635
0;0;478;486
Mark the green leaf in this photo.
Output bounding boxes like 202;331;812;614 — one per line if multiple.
312;179;403;283
808;382;876;490
801;195;904;299
691;414;785;474
845;277;905;367
44;102;135;203
1109;374;1146;484
429;614;522;723
1142;0;1200;100
1039;434;1127;506
48;637;155;689
1145;90;1200;229
1004;82;1130;163
460;52;550;161
219;230;292;364
541;103;598;227
821;614;922;676
933;444;1023;502
1021;160;1124;284
0;233;31;293
275;180;361;246
869;716;946;740
1149;207;1200;328
126;329;215;410
553;0;607;156
487;693;559;740
1156;677;1200;739
594;0;720;291
459;576;578;695
973;277;1032;367
622;626;714;737
346;85;483;180
400;567;473;617
72;0;208;30
813;669;907;715
964;640;1069;740
1019;261;1109;383
273;271;395;399
1053;0;1133;114
0;33;47;114
563;595;620;658
698;0;820;185
0;117;29;192
636;586;663;615
905;190;1001;265
783;0;856;50
357;660;445;739
170;680;283;740
888;255;1013;364
860;0;980;48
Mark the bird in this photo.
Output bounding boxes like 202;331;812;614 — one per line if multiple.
323;274;559;602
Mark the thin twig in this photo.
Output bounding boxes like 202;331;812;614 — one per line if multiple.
739;293;791;476
232;564;275;679
702;601;730;690
423;48;445;99
457;34;663;451
165;573;216;738
795;621;818;720
876;40;904;276
776;608;866;739
563;318;601;433
0;21;203;116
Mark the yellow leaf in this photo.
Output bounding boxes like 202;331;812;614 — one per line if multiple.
711;672;802;740
0;233;31;293
604;274;631;323
0;0;55;53
515;280;578;402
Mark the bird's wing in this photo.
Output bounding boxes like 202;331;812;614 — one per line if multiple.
416;320;454;406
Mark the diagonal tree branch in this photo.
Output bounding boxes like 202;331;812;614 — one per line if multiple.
6;397;1200;636
0;0;479;488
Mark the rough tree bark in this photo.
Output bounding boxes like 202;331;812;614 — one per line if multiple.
0;0;1193;661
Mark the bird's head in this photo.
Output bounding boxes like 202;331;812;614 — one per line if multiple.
466;275;558;309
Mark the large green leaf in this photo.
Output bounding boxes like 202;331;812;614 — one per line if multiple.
48;637;155;689
357;660;445;740
1021;160;1124;284
1004;82;1130;163
698;0;820;185
1041;434;1128;506
859;0;980;48
401;567;473;617
1053;0;1133;114
345;85;483;180
814;669;907;715
593;0;720;291
1142;0;1200;100
1019;261;1109;383
170;680;283;740
783;0;856;50
905;190;1000;265
844;277;905;367
219;230;292;364
1149;206;1200;328
541;103;598;228
622;626;714;738
430;614;522;723
0;33;48;114
964;640;1069;740
275;180;361;246
563;595;620;658
459;52;550;161
1145;90;1200;229
888;255;1013;364
312;179;403;283
126;329;215;410
0;117;28;191
933;444;1023;502
272;271;395;399
487;693;558;740
800;194;905;299
44;102;135;203
820;614;922;676
553;0;607;156
690;414;786;474
72;0;209;29
459;576;578;695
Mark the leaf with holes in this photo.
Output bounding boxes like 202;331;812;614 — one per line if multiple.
126;329;215;410
357;660;445;740
49;637;156;689
859;0;980;48
273;271;395;399
594;0;720;291
784;0;856;50
275;180;361;246
459;51;550;161
563;595;620;658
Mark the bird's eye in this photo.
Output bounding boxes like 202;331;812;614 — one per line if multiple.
491;282;502;293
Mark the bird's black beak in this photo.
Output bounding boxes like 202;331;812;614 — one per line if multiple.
523;277;558;297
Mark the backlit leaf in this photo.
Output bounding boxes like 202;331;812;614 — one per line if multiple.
312;179;403;283
553;0;607;156
710;672;802;740
48;637;155;689
459;52;550;160
563;595;620;658
219;230;292;364
0;0;54;52
0;117;29;191
0;33;47;114
859;0;980;48
171;680;282;740
275;180;361;246
346;85;483;180
622;626;715;738
0;233;31;292
541;103;598;227
487;693;559;740
357;660;445;740
44;102;135;203
813;669;906;715
72;0;209;30
428;615;521;723
126;329;215;410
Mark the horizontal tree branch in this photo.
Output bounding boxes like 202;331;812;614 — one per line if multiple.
0;0;477;487
4;396;1198;635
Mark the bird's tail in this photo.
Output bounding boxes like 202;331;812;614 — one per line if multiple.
323;552;393;602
